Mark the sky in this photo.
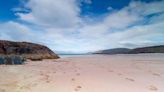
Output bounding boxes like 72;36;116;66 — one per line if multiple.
0;0;164;53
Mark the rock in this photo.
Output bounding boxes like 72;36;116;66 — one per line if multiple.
0;40;60;60
0;55;25;65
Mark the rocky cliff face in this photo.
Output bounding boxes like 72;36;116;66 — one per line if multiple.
0;40;59;60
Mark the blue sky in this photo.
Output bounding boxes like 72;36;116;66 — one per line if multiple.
0;0;161;21
0;0;164;53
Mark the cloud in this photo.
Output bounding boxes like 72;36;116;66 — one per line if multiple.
107;7;113;11
77;0;164;50
110;21;164;48
82;0;92;4
0;21;33;41
17;0;81;28
129;1;164;16
0;0;164;53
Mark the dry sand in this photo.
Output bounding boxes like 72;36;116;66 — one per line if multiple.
0;54;164;92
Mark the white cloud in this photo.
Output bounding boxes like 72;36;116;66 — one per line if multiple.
17;0;81;28
107;7;113;11
129;1;164;16
82;0;92;4
1;0;164;53
77;0;164;50
104;9;141;30
0;21;33;41
109;21;164;48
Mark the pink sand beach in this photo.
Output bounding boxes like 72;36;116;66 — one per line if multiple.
0;54;164;92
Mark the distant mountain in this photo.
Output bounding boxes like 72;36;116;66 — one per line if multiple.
129;45;164;54
94;48;131;54
93;45;164;54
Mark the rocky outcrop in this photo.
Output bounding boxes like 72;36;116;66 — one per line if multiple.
0;40;59;60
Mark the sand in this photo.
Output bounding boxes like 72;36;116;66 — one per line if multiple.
0;54;164;92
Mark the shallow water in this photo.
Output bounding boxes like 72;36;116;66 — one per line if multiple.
59;54;90;58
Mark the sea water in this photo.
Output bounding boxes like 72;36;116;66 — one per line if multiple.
59;54;90;58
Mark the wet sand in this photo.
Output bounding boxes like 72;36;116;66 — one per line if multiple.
0;54;164;92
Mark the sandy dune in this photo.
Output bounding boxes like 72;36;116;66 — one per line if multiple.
0;54;164;92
